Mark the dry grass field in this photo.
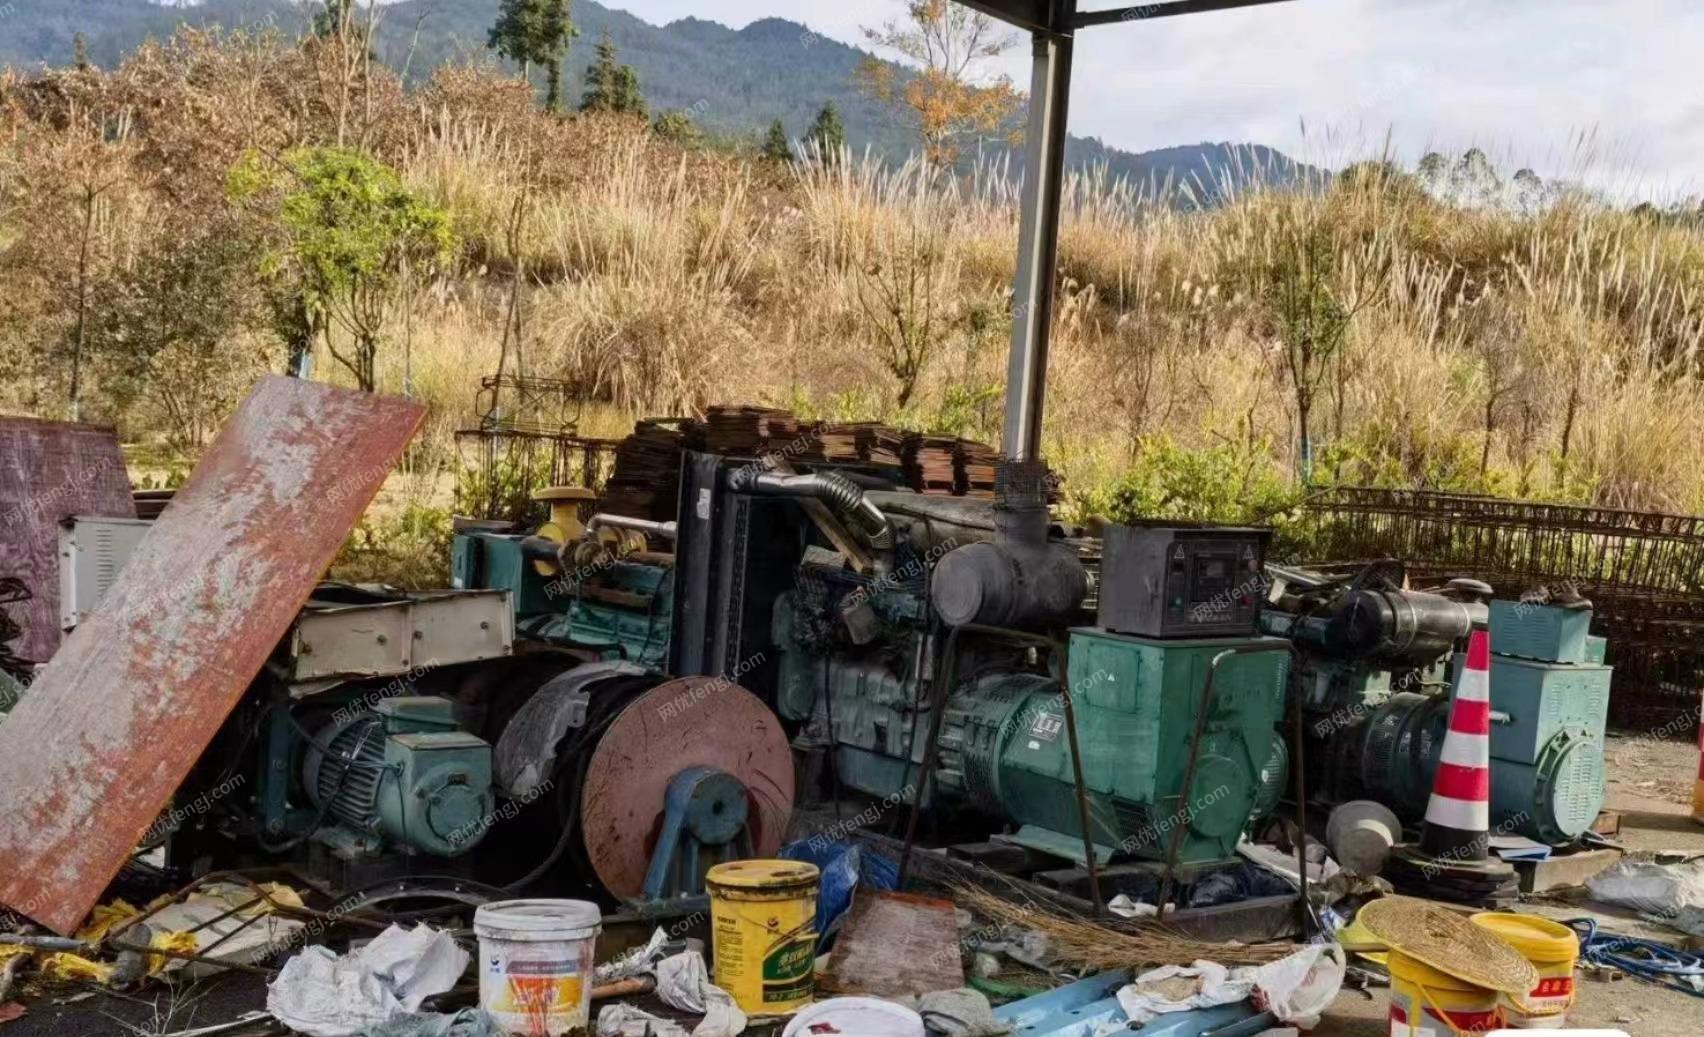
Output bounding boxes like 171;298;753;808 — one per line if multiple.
5;30;1704;572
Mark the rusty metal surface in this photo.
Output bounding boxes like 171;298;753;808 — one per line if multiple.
0;417;134;663
0;377;423;934
580;676;794;899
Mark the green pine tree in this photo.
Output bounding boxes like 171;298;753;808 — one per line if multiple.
806;102;847;158
313;0;354;39
616;65;645;117
653;110;700;144
488;0;579;112
580;31;646;116
761;119;792;163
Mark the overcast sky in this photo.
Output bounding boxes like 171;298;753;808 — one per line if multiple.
617;0;1703;200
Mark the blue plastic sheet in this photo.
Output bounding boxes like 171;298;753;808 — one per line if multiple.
780;838;898;937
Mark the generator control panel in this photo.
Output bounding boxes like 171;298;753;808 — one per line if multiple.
1097;524;1271;638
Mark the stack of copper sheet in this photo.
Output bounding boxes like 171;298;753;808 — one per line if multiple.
903;434;960;494
807;422;904;469
810;423;860;464
853;423;905;468
955;439;1000;498
601;419;692;520
703;406;806;458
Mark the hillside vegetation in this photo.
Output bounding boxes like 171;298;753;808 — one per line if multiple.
0;0;1314;194
4;29;1704;537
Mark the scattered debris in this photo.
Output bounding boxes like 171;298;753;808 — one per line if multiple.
113;879;309;979
653;949;746;1037
266;923;469;1037
1569;917;1704;997
597;1002;690;1037
1105;895;1157;920
898;988;1008;1037
363;1009;506;1037
1114;959;1252;1026
155;1011;276;1037
593;927;668;985
1242;944;1346;1027
991;970;1260;1037
954;886;1294;972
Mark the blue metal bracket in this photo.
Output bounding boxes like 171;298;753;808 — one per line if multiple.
641;766;754;900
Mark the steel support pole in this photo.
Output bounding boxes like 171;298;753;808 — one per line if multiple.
1000;27;1074;463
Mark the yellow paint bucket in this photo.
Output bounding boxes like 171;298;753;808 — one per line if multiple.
1470;913;1579;1028
1387;949;1503;1036
706;859;819;1016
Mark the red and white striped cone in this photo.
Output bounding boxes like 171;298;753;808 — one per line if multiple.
1420;625;1493;862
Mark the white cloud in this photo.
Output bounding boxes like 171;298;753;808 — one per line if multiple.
613;0;1704;199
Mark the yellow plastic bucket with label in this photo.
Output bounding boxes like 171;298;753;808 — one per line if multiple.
706;859;819;1016
1470;913;1579;1027
1387;949;1503;1036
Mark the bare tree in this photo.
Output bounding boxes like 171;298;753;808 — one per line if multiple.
856;200;962;409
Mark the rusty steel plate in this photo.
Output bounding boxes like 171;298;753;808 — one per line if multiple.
0;417;135;663
0;377;423;934
580;676;794;899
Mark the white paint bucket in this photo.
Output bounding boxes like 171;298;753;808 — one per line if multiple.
781;997;925;1037
474;899;601;1036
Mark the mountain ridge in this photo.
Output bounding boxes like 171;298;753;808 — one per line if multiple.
0;0;1321;193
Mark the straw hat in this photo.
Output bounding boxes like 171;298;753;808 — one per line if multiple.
1356;896;1538;995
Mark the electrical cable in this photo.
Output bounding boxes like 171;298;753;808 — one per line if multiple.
499;678;639;892
823;652;842;825
254;704;385;854
1567;917;1704;998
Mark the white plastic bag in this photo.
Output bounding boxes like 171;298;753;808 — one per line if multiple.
1586;857;1704;920
1237;943;1346;1028
654;949;747;1037
266;925;469;1037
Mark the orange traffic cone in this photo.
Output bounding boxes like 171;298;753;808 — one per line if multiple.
1421;625;1494;861
1389;624;1515;900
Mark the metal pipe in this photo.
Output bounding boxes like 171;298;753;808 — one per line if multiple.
728;470;894;549
586;514;678;541
1288;643;1313;939
1074;0;1298;28
1001;26;1074;462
